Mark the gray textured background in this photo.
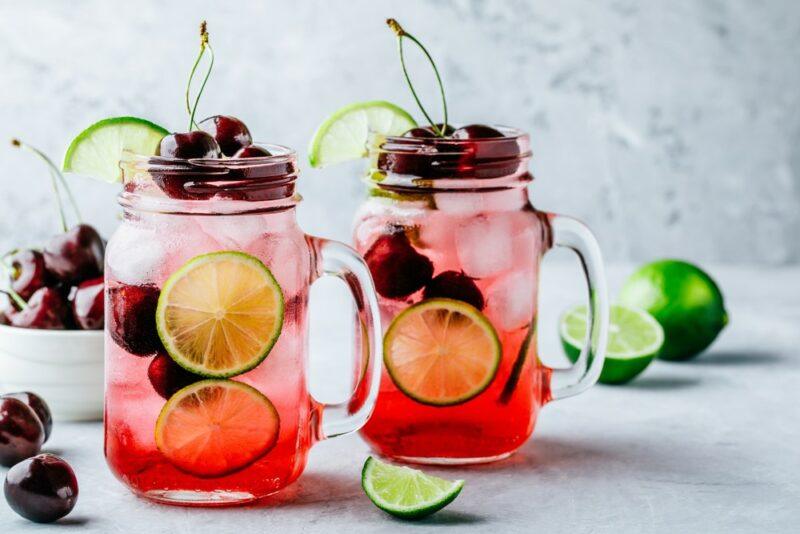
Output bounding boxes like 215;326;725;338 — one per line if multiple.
1;0;798;264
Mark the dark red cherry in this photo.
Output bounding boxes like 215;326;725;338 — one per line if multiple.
4;454;78;523
157;131;222;159
365;232;433;299
423;271;484;310
68;277;104;330
402;123;456;138
148;352;201;399
7;250;48;300
43;224;104;285
232;145;272;158
8;287;70;330
107;283;161;356
451;124;505;139
1;392;52;443
198;115;253;157
0;397;44;467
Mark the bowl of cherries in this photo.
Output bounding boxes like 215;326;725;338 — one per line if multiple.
0;140;105;422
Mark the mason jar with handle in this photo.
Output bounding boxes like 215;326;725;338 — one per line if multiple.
352;128;608;464
104;146;381;505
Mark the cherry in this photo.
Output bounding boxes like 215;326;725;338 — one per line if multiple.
148;352;201;399
1;392;52;443
365;231;433;299
9;287;70;330
43;224;104;285
402;124;456;138
423;271;484;310
4;454;78;524
107;283;162;356
6;250;48;300
233;144;272;158
199;115;253;157
0;397;44;467
68;277;104;330
157;131;222;159
451;124;505;139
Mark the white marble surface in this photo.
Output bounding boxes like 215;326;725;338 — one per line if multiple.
1;0;799;265
1;262;799;532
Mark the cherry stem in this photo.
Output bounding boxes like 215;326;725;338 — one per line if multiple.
11;139;78;233
386;19;449;137
0;271;29;310
186;21;214;132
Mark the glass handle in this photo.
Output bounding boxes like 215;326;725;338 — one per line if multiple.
546;214;609;400
309;237;382;440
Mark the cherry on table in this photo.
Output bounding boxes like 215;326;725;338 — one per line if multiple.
199;115;253;157
148;352;201;399
423;271;484;310
451;124;505;139
4;454;78;524
8;287;70;330
1;392;52;443
68;277;104;330
0;397;44;467
43;224;104;285
365;231;433;299
107;283;162;356
157;131;222;159
232;145;272;158
6;249;48;300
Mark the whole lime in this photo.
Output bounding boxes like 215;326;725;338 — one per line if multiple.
618;260;727;361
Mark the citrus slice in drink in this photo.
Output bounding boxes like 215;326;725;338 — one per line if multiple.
560;304;664;384
155;380;280;477
156;251;284;378
63;116;169;183
361;456;464;519
383;298;501;406
308;100;416;167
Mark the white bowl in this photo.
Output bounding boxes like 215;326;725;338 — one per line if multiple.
0;324;104;422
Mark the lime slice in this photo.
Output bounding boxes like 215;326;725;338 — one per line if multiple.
155;380;280;477
156;251;284;378
308;101;416;167
560;304;664;384
618;259;727;361
361;456;464;519
63;116;169;183
384;298;501;406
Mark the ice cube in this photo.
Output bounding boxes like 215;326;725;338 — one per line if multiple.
486;270;537;332
193;215;266;249
106;224;166;284
454;215;516;278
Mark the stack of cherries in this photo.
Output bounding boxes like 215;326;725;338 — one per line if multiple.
1;141;105;331
1;391;78;523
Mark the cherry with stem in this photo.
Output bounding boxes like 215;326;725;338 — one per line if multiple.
386;19;449;137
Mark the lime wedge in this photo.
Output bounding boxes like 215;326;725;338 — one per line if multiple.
361;456;464;519
308;101;416;167
384;298;501;406
560;304;664;384
63;116;169;183
156;251;284;378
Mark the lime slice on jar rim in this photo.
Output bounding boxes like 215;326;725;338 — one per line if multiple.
308;100;416;168
361;456;464;520
63;116;168;183
560;303;664;385
156;251;284;379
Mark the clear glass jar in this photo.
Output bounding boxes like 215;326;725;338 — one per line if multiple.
353;128;609;464
104;147;381;505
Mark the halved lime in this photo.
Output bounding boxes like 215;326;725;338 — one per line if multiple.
308;101;416;167
63;116;169;183
384;298;501;406
361;456;464;520
618;259;727;361
156;251;284;378
560;304;664;384
155;380;280;477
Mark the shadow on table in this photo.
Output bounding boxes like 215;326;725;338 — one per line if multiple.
691;349;786;367
624;375;702;390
